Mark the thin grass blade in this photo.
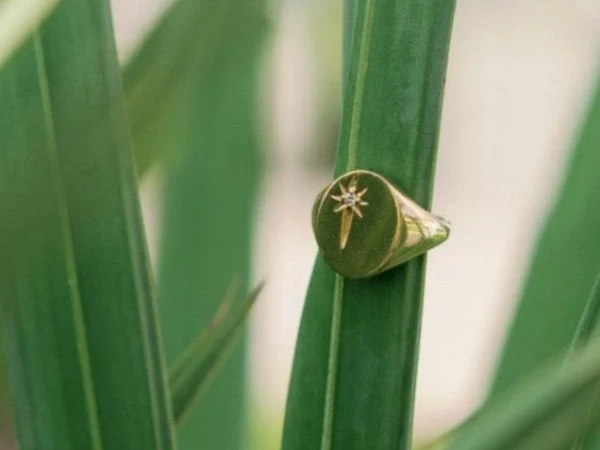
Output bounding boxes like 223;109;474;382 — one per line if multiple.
170;284;263;427
566;271;600;449
569;270;600;354
282;1;457;449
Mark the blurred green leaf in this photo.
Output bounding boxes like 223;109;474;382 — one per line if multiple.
491;77;600;396
33;0;177;447
567;271;600;449
417;436;453;450
127;1;269;449
170;283;263;427
0;0;62;67
156;49;264;450
122;0;213;174
123;0;268;175
570;270;600;353
0;36;102;450
448;338;600;450
282;1;456;449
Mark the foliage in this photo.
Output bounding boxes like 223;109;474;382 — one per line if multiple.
1;1;600;450
282;1;456;449
0;0;266;449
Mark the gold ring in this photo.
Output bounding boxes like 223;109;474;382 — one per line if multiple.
312;169;450;279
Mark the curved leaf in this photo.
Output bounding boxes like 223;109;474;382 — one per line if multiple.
282;1;457;449
492;78;600;396
449;339;600;450
170;283;263;426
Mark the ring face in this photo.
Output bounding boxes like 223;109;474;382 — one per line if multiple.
312;170;450;279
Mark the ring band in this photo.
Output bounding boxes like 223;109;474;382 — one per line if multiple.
312;169;450;279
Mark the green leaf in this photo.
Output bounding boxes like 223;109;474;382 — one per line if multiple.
170;283;263;427
121;0;212;174
0;0;62;67
156;52;263;450
570;270;600;353
134;1;268;449
448;338;600;450
33;0;177;447
417;433;454;450
491;78;600;396
122;0;268;175
342;0;357;87
282;1;457;449
566;271;600;449
0;36;102;450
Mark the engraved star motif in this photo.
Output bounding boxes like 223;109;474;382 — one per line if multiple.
330;179;368;250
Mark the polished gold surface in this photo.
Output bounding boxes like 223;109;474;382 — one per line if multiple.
312;170;450;278
329;178;369;249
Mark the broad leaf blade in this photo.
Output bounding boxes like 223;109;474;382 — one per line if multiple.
282;1;457;449
37;0;176;447
0;37;102;450
491;78;600;396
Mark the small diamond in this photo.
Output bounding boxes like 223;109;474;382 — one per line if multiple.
342;192;359;206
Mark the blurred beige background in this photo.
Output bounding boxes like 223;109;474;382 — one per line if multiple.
113;0;600;444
